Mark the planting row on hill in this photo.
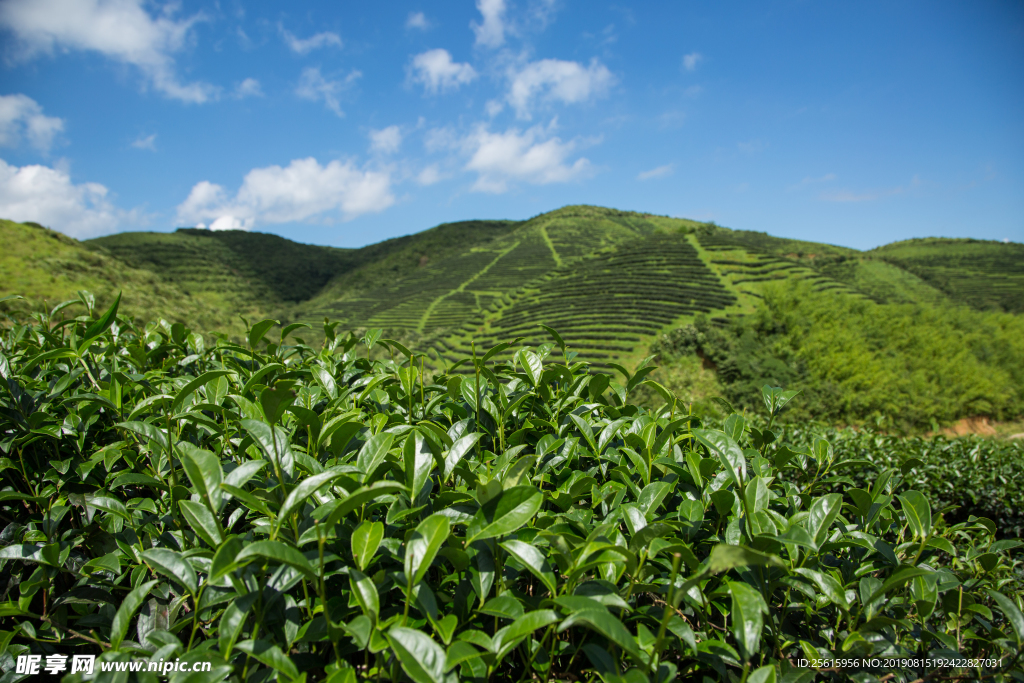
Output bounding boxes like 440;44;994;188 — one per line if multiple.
870;238;1024;313
89;229;357;305
439;234;737;371
696;233;868;300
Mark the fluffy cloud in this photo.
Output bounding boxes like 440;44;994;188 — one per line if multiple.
637;164;673;181
131;133;156;151
369;126;402;154
416;165;444;186
296;67;360;117
0;0;216;103
279;24;342;54
234;78;263;98
460;124;593;193
406;12;430;30
682;52;703;72
409;49;477;94
0;158;137;237
0;94;64;152
472;0;507;48
176;157;394;230
506;58;615;119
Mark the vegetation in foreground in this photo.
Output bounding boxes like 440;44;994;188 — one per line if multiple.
1;298;1022;683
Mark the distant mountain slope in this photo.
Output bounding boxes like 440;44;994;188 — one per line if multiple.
88;228;358;307
4;207;1022;375
870;238;1024;313
0;219;237;333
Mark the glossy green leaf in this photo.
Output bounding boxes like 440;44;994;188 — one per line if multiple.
179;443;224;513
466;485;543;543
807;493;843;547
142;548;198;595
693;428;746;487
110;580;157;649
349;569;380;623
708;544;784;573
404;431;435;502
387;627;447;683
179;500;223;547
248;319;279;349
500;539;557;596
351;520;384;571
728;581;767;660
234;639;298;680
558;609;642;660
897;490;932;539
405;514;450;587
356;432;395;476
235;540;317;581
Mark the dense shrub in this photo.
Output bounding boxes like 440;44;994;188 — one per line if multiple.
1;297;1022;682
778;426;1024;539
650;283;1024;430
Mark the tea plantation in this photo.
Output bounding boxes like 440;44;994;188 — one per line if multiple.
0;299;1021;683
2;205;1023;428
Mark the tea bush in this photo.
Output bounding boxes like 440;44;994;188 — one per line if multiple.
777;426;1024;539
1;295;1022;683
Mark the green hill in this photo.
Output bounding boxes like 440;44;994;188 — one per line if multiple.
3;207;1022;430
870;237;1024;312
0;219;242;334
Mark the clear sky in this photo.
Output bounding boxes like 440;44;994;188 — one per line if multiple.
0;0;1021;250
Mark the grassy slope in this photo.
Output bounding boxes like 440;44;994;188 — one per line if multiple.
5;209;1023;428
870;237;1024;313
0;220;245;335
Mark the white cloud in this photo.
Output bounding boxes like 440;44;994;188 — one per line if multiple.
234;78;263;98
176;157;394;230
0;158;138;238
461;124;593;193
0;0;217;103
369;126;402;154
0;94;64;152
406;12;430;30
296;67;360;117
472;0;507;48
279;24;342;54
637;164;673;181
131;133;156;151
506;58;614;119
409;49;477;94
416;165;444;186
682;52;703;72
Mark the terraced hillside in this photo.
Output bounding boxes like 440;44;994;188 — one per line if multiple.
0;219;238;333
436;232;738;371
870;238;1024;313
5;208;1022;377
297;206;684;333
297;207;747;369
696;225;955;307
89;229;359;308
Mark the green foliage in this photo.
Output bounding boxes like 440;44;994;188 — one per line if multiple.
652;282;1024;430
0;219;243;337
777;424;1024;538
1;300;1022;682
871;237;1024;313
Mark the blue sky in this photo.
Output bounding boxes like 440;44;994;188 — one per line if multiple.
0;0;1021;250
